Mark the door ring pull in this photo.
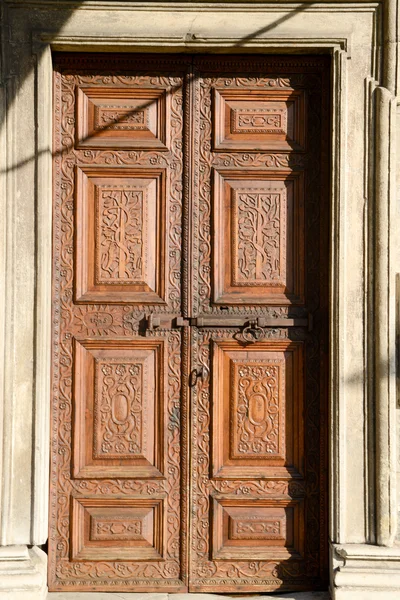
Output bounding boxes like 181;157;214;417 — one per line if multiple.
240;320;265;344
189;366;208;387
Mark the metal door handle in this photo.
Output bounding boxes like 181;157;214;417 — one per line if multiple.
189;366;208;387
240;320;265;343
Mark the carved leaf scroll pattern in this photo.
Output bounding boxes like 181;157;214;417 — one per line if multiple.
94;360;145;458
74;72;184;315
231;518;283;540
232;108;286;135
51;330;183;585
191;329;303;586
211;77;294;89
50;60;185;588
196;76;298;315
50;68;77;579
232;361;281;457
95;105;148;131
57;70;185;322
233;190;285;287
213;153;307;170
97;187;145;284
191;59;328;589
92;518;143;540
209;479;306;498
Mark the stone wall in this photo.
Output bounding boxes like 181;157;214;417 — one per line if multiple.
0;1;399;598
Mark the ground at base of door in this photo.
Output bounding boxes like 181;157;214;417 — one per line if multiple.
47;592;330;600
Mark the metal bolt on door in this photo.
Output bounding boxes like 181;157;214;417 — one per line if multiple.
50;53;330;593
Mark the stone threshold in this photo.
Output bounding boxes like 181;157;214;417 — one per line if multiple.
47;592;330;600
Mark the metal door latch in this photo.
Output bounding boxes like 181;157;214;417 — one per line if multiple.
146;314;160;331
144;314;190;332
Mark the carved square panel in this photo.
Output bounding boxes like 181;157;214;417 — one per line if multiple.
75;167;166;304
213;88;305;151
213;170;304;305
212;339;303;478
76;87;169;149
71;497;164;561
211;498;304;560
72;338;165;478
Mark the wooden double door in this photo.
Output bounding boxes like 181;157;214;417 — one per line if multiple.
50;53;329;593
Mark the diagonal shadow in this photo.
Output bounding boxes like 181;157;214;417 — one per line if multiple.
1;3;313;175
232;3;310;47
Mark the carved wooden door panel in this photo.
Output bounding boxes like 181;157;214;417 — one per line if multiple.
50;54;191;592
50;53;329;593
188;56;329;592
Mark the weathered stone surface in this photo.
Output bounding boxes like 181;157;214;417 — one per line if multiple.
48;595;169;600
0;546;47;600
0;1;399;598
47;594;328;600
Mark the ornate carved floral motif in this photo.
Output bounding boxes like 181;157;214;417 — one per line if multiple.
231;518;283;540
96;187;146;283
233;190;285;286
92;517;143;540
95;105;148;131
94;360;145;458
189;57;329;590
51;54;328;593
50;54;187;591
232;361;281;456
232;108;286;134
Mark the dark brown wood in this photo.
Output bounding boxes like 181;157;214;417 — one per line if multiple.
50;53;329;593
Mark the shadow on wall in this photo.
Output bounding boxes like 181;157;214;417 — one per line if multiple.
1;0;316;548
0;2;312;174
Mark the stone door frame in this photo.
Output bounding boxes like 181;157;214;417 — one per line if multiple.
0;2;399;599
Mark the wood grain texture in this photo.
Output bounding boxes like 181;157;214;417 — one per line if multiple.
72;338;165;479
75;167;167;303
212;170;304;305
50;54;189;592
211;339;304;480
76;86;169;149
189;55;330;593
213;88;305;151
50;53;329;593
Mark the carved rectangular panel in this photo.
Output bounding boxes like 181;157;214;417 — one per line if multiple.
76;87;169;149
213;170;304;305
51;54;188;592
213;89;305;151
212;339;303;479
190;327;318;592
71;497;164;561
189;55;329;593
75;167;166;304
52;53;329;594
72;338;165;479
212;498;304;560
